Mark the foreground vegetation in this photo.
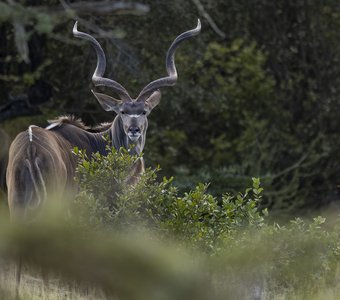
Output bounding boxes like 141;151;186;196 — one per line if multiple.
1;148;340;299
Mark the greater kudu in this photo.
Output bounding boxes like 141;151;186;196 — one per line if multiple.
7;20;201;218
7;20;201;295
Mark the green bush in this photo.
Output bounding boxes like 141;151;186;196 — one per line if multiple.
72;146;266;253
218;216;340;297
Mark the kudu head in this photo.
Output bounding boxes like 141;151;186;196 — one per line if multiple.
73;20;201;143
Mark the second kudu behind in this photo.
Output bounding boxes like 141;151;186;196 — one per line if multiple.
6;20;201;220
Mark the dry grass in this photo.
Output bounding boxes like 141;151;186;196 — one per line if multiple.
2;261;340;300
0;261;107;300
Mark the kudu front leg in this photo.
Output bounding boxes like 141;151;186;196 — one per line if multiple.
126;157;145;185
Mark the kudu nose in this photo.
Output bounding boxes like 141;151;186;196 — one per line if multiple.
128;126;140;135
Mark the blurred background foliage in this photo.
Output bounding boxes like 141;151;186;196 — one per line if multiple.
1;0;340;214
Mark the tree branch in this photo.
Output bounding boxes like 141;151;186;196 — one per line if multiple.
192;0;226;39
0;95;41;123
62;1;150;16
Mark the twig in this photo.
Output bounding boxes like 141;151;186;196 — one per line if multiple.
65;1;149;16
192;0;226;39
265;135;322;180
52;1;149;16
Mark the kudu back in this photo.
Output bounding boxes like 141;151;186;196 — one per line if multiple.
6;20;201;220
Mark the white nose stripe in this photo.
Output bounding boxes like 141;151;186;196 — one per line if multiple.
128;114;142;118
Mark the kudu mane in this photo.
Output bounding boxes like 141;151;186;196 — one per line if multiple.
47;115;89;130
90;122;113;132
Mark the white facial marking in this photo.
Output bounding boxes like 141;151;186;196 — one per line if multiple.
28;125;38;142
127;114;142;118
128;133;141;142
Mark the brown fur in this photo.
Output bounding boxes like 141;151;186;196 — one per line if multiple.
7;127;76;220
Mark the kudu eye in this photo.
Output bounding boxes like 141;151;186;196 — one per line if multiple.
121;111;125;114
143;111;147;115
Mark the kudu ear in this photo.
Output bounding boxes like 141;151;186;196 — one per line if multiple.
145;91;161;110
92;90;122;113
